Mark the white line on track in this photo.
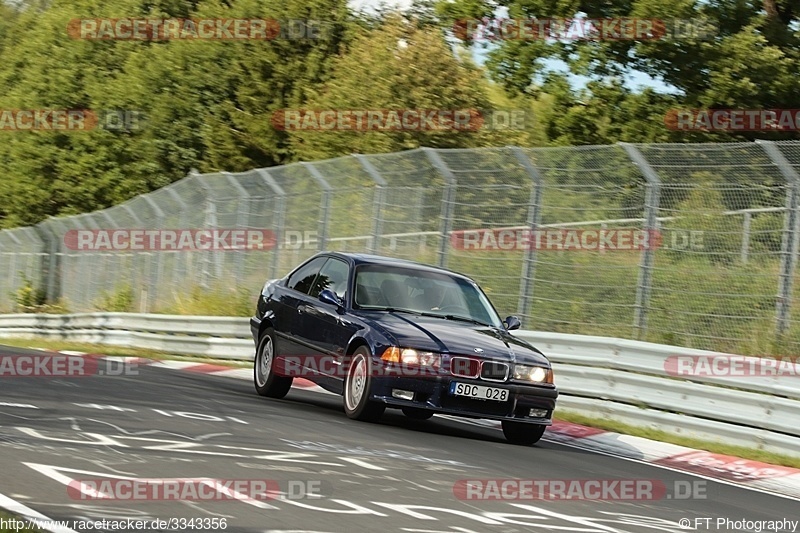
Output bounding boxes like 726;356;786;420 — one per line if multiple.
339;457;388;471
0;493;79;533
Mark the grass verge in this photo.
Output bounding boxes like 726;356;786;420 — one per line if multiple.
556;409;800;469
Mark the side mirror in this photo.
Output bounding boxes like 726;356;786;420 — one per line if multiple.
504;316;521;331
319;289;343;309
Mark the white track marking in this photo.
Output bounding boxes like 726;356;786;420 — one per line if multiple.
0;492;80;533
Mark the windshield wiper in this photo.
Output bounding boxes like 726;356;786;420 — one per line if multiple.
416;312;493;328
370;307;494;328
382;307;423;316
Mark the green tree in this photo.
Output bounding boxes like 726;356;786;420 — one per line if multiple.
0;0;353;227
0;0;152;227
285;15;498;160
668;175;742;265
439;0;800;144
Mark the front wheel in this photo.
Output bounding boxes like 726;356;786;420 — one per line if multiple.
254;328;293;398
501;421;546;445
343;347;385;422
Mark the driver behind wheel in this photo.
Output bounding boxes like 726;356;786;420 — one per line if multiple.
414;283;446;311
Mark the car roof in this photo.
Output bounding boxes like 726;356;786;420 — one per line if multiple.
324;252;474;281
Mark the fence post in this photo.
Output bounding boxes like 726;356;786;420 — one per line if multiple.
97;209;124;308
354;154;388;254
64;216;94;311
192;175;222;289
3;231;20;307
33;221;59;304
118;203;148;305
75;214;102;304
256;169;286;278
423;148;457;268
141;196;166;313
302;162;332;252
741;211;751;264
164;185;190;295
80;213;111;312
512;147;544;319
50;219;77;307
757;140;800;337
223;172;251;283
620;143;662;340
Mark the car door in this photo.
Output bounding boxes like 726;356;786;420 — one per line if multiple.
273;256;328;357
294;257;356;384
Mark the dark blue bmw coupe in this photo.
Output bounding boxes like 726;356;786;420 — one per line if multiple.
250;252;558;445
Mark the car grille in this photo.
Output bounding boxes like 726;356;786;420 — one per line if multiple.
450;357;510;382
480;361;509;382
450;357;480;378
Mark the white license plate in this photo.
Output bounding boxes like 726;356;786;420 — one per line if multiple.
450;382;509;402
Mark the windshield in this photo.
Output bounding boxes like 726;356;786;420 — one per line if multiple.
353;264;504;328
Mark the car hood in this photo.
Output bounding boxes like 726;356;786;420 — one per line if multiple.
356;312;550;366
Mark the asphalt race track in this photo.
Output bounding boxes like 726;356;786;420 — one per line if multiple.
0;344;797;533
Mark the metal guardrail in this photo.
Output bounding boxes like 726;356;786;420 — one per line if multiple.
530;332;800;457
1;312;798;457
0;313;250;359
3;141;800;358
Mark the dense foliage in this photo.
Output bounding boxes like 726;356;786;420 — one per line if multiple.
0;0;797;227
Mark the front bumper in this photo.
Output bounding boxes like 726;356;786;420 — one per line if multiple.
369;374;558;425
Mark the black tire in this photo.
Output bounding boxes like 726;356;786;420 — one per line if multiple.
254;328;293;398
402;407;434;420
343;346;385;422
501;421;546;445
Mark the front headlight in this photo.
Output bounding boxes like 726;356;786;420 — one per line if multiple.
381;347;441;368
514;364;549;383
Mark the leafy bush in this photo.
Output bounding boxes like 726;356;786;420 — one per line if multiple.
11;276;69;313
13;276;46;312
158;285;253;317
95;285;135;312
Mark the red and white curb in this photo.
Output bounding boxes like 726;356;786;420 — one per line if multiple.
43;350;800;501
541;420;800;500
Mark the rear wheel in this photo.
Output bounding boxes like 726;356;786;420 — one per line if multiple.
343;347;385;422
254;328;293;398
501;421;546;445
402;407;434;420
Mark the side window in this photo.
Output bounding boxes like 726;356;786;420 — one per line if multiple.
286;257;327;295
310;258;350;299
